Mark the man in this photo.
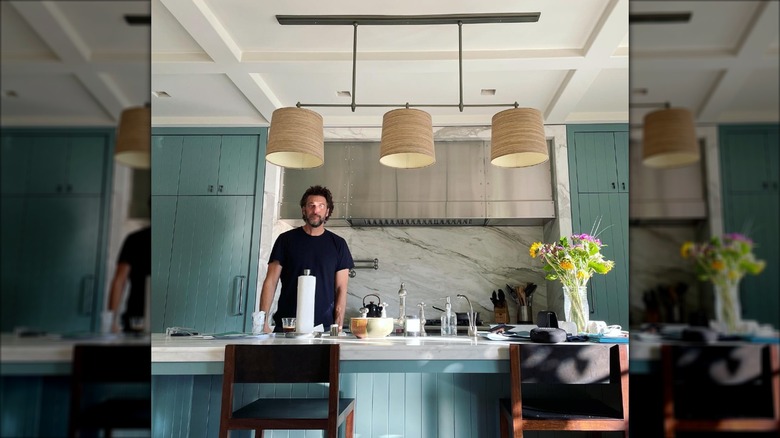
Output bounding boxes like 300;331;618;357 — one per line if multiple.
259;185;354;333
107;226;151;333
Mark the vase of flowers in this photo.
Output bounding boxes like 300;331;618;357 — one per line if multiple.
681;233;766;334
530;234;615;334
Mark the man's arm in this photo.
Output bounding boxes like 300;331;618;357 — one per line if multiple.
333;268;350;331
259;261;282;332
108;262;131;333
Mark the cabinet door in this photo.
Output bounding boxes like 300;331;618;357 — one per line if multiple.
1;197;25;331
27;136;68;194
66;135;106;194
726;192;779;327
572;132;619;193
151;136;184;196
150;196;177;333
216;136;258;195
721;130;772;193
5;197;100;333
1;135;31;195
160;196;254;333
574;193;629;329
614;131;629;192
178;136;220;195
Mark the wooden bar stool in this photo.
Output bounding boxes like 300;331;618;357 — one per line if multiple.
499;343;629;437
662;343;780;437
219;344;355;438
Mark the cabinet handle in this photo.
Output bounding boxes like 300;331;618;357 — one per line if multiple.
218;185;224;193
232;275;246;316
611;182;616;190
80;275;95;315
66;184;72;193
208;185;214;193
621;182;626;191
588;286;595;315
57;184;63;193
763;182;769;189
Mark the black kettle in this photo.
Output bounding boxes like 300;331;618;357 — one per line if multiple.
361;293;383;317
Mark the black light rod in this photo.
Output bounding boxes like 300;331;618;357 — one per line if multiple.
629;12;692;24
297;102;521;109
277;13;540;26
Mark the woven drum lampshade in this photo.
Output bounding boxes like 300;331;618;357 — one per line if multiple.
490;107;548;168
266;107;324;169
380;108;435;169
115;106;151;169
642;107;699;168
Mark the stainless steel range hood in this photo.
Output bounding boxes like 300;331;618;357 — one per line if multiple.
628;139;708;222
279;140;555;227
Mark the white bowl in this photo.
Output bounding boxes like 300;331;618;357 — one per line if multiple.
349;317;394;339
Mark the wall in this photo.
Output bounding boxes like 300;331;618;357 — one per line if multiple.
256;125;573;326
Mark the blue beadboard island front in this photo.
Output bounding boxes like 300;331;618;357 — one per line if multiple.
151;333;626;438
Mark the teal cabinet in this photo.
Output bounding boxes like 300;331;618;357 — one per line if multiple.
571;130;629;193
567;124;630;328
152;134;258;196
0;129;112;334
151;129;266;334
720;125;779;328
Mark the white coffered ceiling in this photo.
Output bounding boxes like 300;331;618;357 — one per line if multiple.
1;1;777;129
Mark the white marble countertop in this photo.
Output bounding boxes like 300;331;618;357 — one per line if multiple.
0;333;150;363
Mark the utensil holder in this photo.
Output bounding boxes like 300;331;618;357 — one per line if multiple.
517;305;533;323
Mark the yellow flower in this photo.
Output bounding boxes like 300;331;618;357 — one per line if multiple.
680;242;693;258
529;242;542;258
576;270;589;279
728;270;739;280
711;260;725;271
560;260;574;270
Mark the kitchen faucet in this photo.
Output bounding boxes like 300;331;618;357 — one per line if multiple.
417;302;427;336
457;294;478;337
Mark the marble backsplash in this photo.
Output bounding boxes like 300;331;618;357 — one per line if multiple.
267;221;549;326
628;224;710;326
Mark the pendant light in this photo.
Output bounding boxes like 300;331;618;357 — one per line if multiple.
490;107;548;167
266;107;324;169
380;108;435;169
273;13;545;169
642;107;699;168
115;105;150;169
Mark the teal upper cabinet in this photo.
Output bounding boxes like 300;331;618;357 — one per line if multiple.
1;129;112;334
152;134;259;196
1;134;106;195
571;130;629;193
721;126;779;193
567;124;630;329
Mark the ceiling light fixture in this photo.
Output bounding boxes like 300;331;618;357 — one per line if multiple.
269;13;548;170
115;104;151;169
633;102;699;168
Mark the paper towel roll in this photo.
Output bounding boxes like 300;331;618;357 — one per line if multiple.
296;269;316;333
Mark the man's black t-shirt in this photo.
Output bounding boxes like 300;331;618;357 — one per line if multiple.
118;227;151;317
269;227;354;331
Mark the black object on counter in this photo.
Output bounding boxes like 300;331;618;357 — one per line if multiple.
530;327;567;343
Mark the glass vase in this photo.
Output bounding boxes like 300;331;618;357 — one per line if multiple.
563;285;589;334
713;280;741;334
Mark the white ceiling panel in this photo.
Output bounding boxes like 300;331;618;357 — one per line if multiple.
1;1;776;128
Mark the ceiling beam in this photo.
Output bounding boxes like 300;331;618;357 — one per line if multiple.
276;13;540;26
698;1;779;121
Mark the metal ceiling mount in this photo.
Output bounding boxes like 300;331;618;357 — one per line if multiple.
276;13;541;113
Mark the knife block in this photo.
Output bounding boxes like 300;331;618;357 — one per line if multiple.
494;306;509;324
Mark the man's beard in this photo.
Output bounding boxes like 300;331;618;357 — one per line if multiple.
304;213;324;228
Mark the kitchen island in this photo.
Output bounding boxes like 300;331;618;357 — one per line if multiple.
151;332;626;438
1;333;627;438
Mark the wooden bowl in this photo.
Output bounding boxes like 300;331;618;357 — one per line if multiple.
349;317;394;339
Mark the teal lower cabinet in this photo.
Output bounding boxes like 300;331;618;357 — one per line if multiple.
152;366;511;438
